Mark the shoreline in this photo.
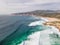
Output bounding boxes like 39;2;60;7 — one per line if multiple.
34;15;60;32
43;17;60;32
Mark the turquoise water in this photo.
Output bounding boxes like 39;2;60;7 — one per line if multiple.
0;15;60;45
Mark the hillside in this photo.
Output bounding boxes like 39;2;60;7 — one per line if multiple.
12;10;60;19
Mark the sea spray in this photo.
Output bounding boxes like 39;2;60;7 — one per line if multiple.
20;26;60;45
49;26;60;37
20;18;60;45
28;21;44;26
28;18;48;26
20;31;41;45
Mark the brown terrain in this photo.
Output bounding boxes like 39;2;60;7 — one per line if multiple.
39;12;60;32
43;18;60;32
40;14;60;32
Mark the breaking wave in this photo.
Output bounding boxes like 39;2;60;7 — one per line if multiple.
0;15;60;45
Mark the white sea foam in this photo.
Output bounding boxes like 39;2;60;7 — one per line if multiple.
49;26;60;37
28;18;48;26
19;30;54;45
28;21;44;26
40;17;49;22
20;26;60;45
19;31;41;45
20;17;60;45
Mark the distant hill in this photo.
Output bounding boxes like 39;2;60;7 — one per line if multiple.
12;10;60;19
12;10;60;15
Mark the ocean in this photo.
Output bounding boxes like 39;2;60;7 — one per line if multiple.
0;15;60;45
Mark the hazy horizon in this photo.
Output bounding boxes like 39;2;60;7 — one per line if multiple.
0;0;60;14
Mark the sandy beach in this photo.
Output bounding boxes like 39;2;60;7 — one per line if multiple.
43;17;60;31
45;17;60;21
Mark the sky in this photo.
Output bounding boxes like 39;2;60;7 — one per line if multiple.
0;0;60;14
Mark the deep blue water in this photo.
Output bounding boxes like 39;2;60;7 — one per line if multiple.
0;15;60;45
